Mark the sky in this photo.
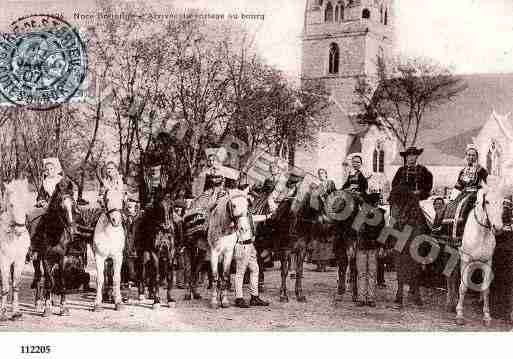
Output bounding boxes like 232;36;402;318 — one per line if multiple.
2;0;513;77
170;0;513;77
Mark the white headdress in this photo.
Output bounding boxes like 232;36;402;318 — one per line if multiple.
466;144;479;155
43;157;62;173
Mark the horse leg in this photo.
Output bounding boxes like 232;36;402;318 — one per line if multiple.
41;259;53;317
445;268;459;313
59;257;70;316
0;262;9;321
93;255;105;312
296;248;307;302
209;252;220;309
112;254;124;311
33;257;44;312
335;250;348;302
11;262;23;320
183;248;192;300
455;261;468;325
394;276;404;309
220;248;234;309
151;252;160;310
138;252;150;301
280;250;290;302
166;249;176;307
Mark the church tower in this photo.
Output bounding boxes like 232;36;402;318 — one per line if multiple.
297;0;395;187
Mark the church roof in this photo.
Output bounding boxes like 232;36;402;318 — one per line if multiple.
391;73;513;166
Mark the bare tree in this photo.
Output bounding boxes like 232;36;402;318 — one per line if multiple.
355;55;467;148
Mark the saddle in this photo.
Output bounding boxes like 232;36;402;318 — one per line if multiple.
437;192;476;243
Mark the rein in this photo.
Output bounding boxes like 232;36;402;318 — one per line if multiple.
473;194;491;230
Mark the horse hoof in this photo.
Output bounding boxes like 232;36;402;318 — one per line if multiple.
167;300;176;308
0;310;8;321
11;312;22;321
115;303;123;311
35;300;44;313
221;300;230;308
91;304;103;312
193;293;202;300
152;303;160;310
59;307;70;316
297;296;307;303
42;307;52;317
456;317;465;326
184;294;192;301
279;296;289;303
483;318;492;327
445;304;456;313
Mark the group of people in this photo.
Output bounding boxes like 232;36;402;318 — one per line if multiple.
23;139;492;310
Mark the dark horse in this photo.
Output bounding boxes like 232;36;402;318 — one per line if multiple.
134;194;178;308
30;178;76;317
261;184;317;302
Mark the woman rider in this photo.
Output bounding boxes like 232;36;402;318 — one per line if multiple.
442;144;488;238
98;160;127;206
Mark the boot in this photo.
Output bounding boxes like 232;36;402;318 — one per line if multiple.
235;298;250;308
249;296;269;306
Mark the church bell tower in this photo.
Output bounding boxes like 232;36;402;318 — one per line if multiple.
297;0;395;186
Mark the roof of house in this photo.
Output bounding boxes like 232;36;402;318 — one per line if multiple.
390;73;513;166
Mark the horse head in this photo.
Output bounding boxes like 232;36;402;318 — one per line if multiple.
104;188;124;227
228;187;250;219
50;177;75;227
3;178;30;236
477;178;509;234
156;193;174;232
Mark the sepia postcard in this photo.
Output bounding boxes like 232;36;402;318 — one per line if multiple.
0;0;513;357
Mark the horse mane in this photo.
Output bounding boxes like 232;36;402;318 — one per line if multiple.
207;192;233;245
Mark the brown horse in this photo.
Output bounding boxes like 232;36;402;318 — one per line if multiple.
30;178;76;317
134;194;178;309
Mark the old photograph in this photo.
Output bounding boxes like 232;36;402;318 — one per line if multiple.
0;0;513;339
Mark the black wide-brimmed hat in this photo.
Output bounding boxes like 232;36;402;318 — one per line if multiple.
366;192;382;205
286;168;305;185
399;146;424;157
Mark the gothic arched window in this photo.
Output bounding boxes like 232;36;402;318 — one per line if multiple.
328;43;339;74
362;8;371;19
372;142;385;173
325;1;334;22
334;1;344;22
487;140;502;176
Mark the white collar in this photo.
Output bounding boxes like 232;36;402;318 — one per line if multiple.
43;175;63;196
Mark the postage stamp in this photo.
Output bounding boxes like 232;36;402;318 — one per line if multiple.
0;14;87;110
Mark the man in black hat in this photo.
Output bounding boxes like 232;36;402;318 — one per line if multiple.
389;146;433;308
390;146;433;203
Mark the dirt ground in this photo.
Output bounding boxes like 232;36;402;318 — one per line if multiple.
1;260;512;332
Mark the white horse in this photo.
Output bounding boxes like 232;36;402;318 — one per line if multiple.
0;179;31;321
455;179;508;326
207;187;267;308
92;189;125;311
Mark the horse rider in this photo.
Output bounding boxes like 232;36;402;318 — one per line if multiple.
140;164;167;210
27;157;64;283
389;146;433;307
440;144;488;239
97;160;127;207
431;197;446;234
311;168;336;272
342;153;368;202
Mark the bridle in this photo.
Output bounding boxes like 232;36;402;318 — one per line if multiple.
473;193;492;230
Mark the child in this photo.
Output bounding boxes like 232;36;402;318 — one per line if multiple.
354;192;386;307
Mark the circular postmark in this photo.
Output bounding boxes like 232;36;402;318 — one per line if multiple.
0;14;87;110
